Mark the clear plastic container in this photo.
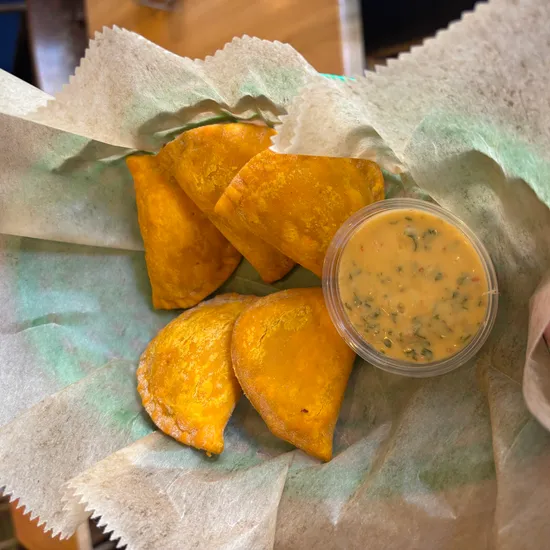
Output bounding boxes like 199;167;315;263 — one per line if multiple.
322;198;498;377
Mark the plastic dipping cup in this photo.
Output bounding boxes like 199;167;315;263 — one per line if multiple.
322;198;498;377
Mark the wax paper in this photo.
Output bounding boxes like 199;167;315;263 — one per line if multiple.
0;361;155;537
0;235;173;426
70;107;550;549
354;0;550;172
26;29;318;151
0;32;325;539
524;275;550;432
1;1;550;547
0;69;51;116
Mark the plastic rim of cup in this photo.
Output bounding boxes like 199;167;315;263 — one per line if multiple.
322;198;499;378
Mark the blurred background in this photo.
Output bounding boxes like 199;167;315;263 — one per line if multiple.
0;0;478;548
1;0;478;94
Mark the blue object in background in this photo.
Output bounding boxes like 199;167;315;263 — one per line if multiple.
0;1;23;73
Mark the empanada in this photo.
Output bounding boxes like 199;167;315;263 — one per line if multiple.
215;150;384;276
138;293;257;454
127;154;241;309
158;124;295;283
232;288;355;461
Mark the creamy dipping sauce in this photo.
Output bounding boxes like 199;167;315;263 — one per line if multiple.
338;208;489;362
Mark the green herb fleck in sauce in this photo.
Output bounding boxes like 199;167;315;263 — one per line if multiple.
404;227;418;251
338;209;489;364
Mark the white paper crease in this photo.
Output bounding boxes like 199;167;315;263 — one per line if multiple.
1;5;550;548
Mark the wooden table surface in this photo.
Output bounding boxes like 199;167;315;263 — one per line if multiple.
85;0;362;75
9;500;88;550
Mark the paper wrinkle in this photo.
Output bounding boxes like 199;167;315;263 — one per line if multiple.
523;277;550;431
27;30;318;151
402;112;550;547
65;406;294;550
0;31;320;537
404;112;550;385
0;113;142;250
0;69;52;117
526;276;550;357
0;235;175;428
486;368;550;550
271;77;405;174
67;360;498;550
355;0;550;193
1;2;550;546
0;361;155;538
1;30;318;250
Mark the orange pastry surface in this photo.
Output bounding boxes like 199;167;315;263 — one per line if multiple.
231;288;355;461
138;293;257;454
158;123;294;282
126;154;240;309
216;150;384;277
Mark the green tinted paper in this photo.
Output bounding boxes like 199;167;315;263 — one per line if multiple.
1;7;550;548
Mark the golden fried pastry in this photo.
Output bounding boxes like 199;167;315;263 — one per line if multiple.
126;154;241;309
215;150;384;277
232;288;355;461
138;293;257;454
158;123;295;283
